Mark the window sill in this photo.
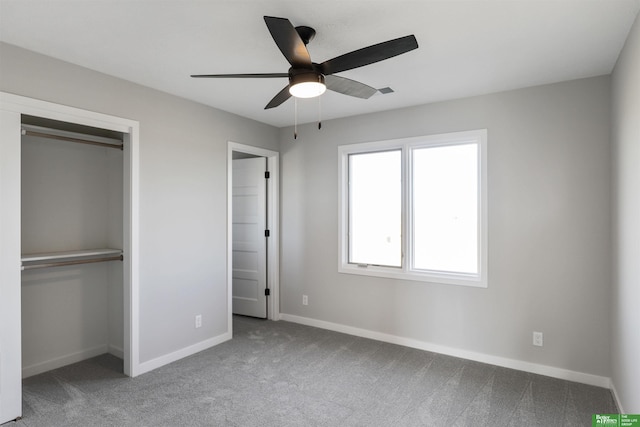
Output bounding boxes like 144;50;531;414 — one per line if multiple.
338;263;487;288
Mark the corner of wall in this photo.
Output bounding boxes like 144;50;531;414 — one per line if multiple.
610;7;640;414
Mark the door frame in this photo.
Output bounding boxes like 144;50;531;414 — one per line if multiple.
0;93;141;419
227;142;280;327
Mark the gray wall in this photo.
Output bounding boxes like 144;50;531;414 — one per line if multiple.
0;42;279;365
611;12;640;413
279;76;612;377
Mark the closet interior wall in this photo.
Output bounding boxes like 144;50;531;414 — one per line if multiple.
20;117;124;377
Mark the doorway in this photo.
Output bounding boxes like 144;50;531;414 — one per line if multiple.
227;143;279;326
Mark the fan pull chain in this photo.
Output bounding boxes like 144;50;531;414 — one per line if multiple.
294;97;298;140
318;96;322;130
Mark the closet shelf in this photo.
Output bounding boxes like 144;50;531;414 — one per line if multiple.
21;248;123;271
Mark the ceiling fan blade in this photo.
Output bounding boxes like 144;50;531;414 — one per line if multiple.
191;73;288;78
319;35;418;75
325;75;378;99
265;85;292;109
264;16;312;69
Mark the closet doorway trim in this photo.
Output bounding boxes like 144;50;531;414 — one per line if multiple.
0;91;141;377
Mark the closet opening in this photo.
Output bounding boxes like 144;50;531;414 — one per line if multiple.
1;92;140;423
20;115;126;379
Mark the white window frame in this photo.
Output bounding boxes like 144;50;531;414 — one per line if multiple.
338;129;488;288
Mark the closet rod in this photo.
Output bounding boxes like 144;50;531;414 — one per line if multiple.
21;255;123;271
22;129;123;150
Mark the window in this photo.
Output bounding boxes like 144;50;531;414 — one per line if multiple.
338;130;487;287
348;150;402;267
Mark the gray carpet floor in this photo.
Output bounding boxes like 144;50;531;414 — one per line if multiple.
4;316;617;426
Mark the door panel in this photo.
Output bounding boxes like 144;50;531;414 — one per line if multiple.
232;157;267;318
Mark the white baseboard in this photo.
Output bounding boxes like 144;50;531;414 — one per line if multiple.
280;313;611;389
22;333;232;379
108;344;124;359
610;381;625;414
22;344;109;378
136;331;232;376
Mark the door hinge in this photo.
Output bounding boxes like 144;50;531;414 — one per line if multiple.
265;171;270;179
265;288;270;296
265;229;270;237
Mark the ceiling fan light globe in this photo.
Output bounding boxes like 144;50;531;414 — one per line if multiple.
289;71;326;98
289;81;326;98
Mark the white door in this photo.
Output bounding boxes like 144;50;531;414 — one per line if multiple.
0;109;22;423
232;157;268;318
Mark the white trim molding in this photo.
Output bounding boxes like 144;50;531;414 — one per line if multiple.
108;344;125;360
610;381;626;414
0;107;24;423
280;313;612;389
22;345;109;379
136;332;231;376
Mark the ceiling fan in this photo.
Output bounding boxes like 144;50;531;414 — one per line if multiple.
191;16;419;110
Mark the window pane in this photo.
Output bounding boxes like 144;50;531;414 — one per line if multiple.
413;144;478;273
349;150;401;267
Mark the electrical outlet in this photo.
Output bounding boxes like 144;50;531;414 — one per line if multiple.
533;331;543;347
195;314;202;328
302;295;308;306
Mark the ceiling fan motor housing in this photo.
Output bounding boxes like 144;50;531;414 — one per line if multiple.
295;26;316;45
289;68;325;85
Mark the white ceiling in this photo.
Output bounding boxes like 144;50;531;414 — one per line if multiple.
1;0;638;128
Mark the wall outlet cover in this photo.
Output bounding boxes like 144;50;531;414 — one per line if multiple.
533;331;543;347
